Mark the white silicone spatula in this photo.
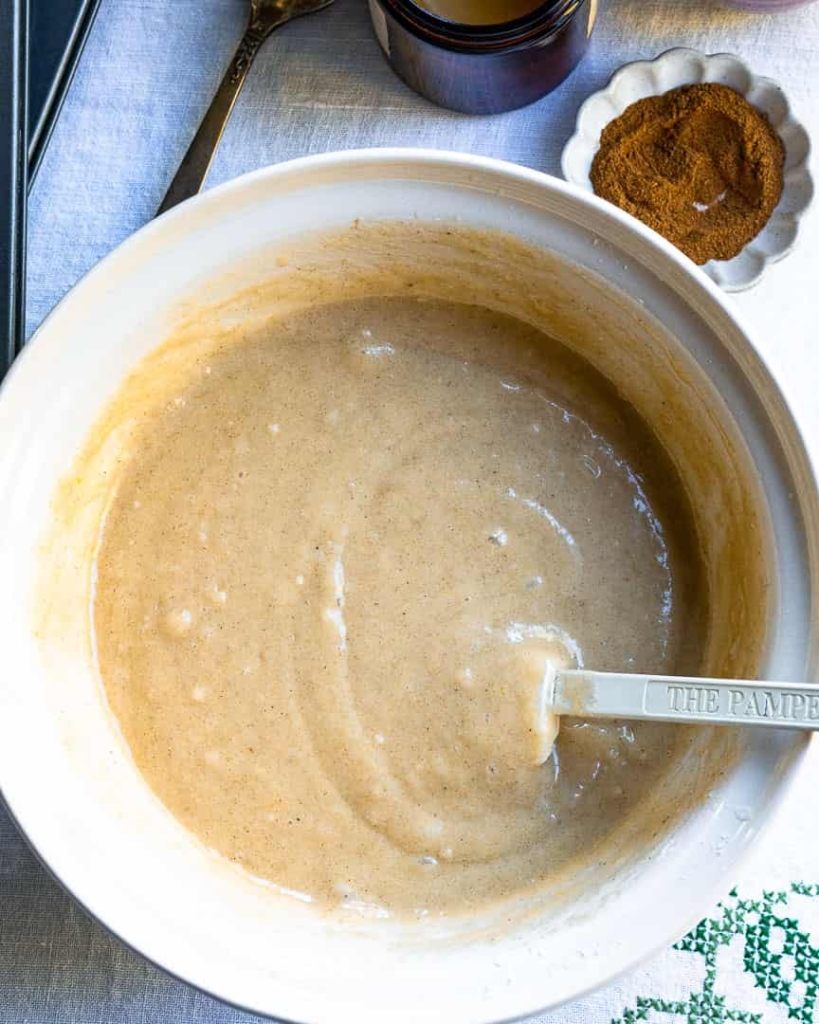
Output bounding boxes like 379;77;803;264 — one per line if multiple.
542;666;819;727
538;665;819;761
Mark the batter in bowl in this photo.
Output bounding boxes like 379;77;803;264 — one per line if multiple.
93;296;707;916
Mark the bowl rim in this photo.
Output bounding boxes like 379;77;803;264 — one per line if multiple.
1;147;818;1023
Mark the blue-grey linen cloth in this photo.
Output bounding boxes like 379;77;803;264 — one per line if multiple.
5;0;819;1020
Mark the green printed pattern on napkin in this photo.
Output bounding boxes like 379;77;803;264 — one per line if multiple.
613;884;819;1023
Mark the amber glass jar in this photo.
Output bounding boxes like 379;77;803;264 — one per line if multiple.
368;0;597;114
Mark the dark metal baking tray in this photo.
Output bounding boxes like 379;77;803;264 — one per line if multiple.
29;0;102;183
2;0;101;378
1;0;29;375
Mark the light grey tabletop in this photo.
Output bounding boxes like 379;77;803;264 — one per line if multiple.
6;1;819;1021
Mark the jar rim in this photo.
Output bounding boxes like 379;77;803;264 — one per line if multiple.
380;0;586;50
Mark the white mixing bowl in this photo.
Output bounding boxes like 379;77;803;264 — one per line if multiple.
0;150;816;1023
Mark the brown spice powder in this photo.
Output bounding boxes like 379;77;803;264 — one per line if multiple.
590;83;785;265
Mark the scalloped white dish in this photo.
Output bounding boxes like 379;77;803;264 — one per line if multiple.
561;48;814;292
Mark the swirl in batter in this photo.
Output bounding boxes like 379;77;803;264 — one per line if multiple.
93;297;706;916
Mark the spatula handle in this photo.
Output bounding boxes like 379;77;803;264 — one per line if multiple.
549;669;819;729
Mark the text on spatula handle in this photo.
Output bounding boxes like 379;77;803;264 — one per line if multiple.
647;681;819;723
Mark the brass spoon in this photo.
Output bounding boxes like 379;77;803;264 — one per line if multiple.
158;0;335;215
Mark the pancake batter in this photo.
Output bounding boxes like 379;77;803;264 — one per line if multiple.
93;297;706;916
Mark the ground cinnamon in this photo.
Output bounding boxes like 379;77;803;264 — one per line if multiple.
590;83;785;265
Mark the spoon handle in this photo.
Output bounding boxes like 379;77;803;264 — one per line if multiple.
157;17;285;216
547;669;819;729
